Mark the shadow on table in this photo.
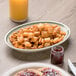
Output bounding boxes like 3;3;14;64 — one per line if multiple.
10;49;50;61
7;39;70;61
61;38;70;51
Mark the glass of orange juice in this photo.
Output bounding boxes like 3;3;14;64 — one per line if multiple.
9;0;28;22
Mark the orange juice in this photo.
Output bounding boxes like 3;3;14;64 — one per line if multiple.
9;0;28;22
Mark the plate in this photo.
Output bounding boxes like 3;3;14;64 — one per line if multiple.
5;21;70;52
3;63;71;76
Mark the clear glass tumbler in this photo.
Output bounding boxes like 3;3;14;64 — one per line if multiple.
9;0;28;22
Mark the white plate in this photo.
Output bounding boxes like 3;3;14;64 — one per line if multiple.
3;63;71;76
5;21;70;52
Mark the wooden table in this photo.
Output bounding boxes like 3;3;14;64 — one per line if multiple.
0;0;76;75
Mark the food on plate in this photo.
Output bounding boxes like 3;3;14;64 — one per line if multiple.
38;67;61;76
9;23;66;49
14;69;42;76
14;67;62;76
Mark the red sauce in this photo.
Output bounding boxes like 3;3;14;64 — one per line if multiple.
51;46;64;64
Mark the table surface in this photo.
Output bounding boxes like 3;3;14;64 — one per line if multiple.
0;0;76;75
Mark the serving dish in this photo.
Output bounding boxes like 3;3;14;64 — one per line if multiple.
5;21;70;52
3;63;71;76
